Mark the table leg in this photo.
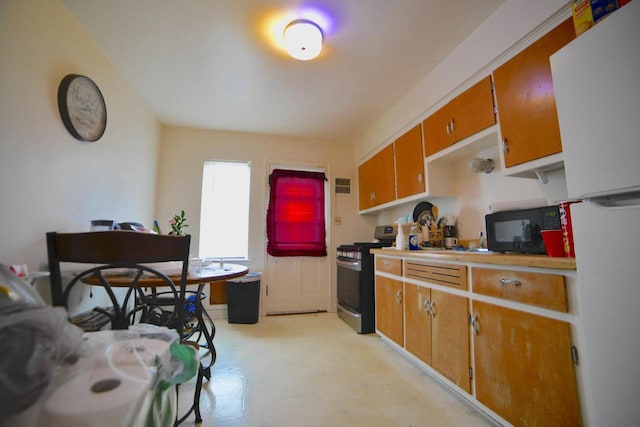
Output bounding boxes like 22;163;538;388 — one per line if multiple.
195;283;216;375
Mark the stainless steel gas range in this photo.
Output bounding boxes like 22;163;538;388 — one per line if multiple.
336;225;395;333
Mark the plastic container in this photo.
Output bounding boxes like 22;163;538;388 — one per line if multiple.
395;222;405;250
559;201;581;257
226;272;261;324
541;230;565;257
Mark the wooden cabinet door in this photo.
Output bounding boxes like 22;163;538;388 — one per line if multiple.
404;283;432;365
375;275;404;346
493;18;575;167
395;124;425;199
358;144;395;210
423;76;496;157
431;290;471;393
405;285;471;393
370;145;396;206
423;103;453;157
448;75;496;143
473;301;581;426
358;157;375;210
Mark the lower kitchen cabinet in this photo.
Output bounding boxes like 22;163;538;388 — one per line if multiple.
405;283;432;364
430;290;470;393
375;275;404;347
406;284;471;393
375;254;582;426
472;301;581;427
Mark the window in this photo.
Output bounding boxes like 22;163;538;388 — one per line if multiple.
199;161;250;259
266;168;327;257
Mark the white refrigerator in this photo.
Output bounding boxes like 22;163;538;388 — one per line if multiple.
551;3;640;427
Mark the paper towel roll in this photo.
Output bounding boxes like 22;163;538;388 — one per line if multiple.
106;338;170;367
42;365;150;427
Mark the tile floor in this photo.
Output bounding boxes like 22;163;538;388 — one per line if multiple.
178;312;495;427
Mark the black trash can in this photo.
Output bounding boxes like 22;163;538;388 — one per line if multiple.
226;272;261;324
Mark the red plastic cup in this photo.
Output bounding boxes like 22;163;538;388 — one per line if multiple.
541;230;565;257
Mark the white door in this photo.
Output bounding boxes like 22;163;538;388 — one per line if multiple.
264;163;330;314
265;256;329;314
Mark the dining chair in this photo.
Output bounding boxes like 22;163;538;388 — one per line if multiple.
46;230;204;424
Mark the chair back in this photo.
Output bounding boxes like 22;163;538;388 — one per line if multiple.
46;231;191;333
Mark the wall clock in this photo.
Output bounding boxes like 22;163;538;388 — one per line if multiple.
57;74;107;142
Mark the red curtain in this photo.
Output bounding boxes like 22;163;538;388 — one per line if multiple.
266;169;327;257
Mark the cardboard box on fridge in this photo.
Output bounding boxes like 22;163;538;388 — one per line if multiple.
591;0;619;23
572;0;594;35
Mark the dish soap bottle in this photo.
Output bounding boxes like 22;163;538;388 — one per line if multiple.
479;231;486;249
395;222;405;250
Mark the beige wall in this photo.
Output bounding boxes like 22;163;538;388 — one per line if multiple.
156;126;375;274
0;0;160;286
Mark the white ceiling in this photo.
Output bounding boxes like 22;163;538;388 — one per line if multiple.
61;0;506;141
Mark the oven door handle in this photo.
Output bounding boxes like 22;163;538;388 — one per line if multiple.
337;258;361;271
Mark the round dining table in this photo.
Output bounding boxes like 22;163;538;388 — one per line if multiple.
84;262;249;286
81;262;248;375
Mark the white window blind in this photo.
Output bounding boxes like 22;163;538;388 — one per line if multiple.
199;161;251;259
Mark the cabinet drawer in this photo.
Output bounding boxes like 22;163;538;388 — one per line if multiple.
376;257;402;275
472;267;567;312
405;261;467;290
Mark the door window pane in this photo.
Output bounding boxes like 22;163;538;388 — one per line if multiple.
266;169;327;257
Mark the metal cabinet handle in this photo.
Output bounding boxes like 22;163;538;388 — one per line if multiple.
429;300;437;318
423;299;431;314
370;192;376;201
450;118;455;132
395;290;402;304
502;137;509;154
382;260;390;266
500;278;522;286
418;173;423;183
470;314;479;335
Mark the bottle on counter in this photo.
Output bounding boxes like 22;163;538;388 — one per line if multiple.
479;231;486;249
395;222;406;250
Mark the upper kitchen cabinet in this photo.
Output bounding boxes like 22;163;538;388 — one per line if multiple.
493;18;575;170
394;124;425;199
423;76;496;157
359;124;430;213
358;144;396;210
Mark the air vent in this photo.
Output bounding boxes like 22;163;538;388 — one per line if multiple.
335;178;351;194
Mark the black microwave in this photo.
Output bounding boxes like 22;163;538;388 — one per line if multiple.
485;205;561;254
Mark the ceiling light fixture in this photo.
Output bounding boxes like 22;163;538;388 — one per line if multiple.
283;19;323;61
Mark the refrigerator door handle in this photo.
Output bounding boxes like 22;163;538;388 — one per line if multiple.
588;193;640;210
587;200;640;211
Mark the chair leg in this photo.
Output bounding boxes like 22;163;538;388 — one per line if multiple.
175;363;205;426
193;365;204;423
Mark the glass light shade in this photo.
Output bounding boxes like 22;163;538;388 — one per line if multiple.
284;19;323;61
